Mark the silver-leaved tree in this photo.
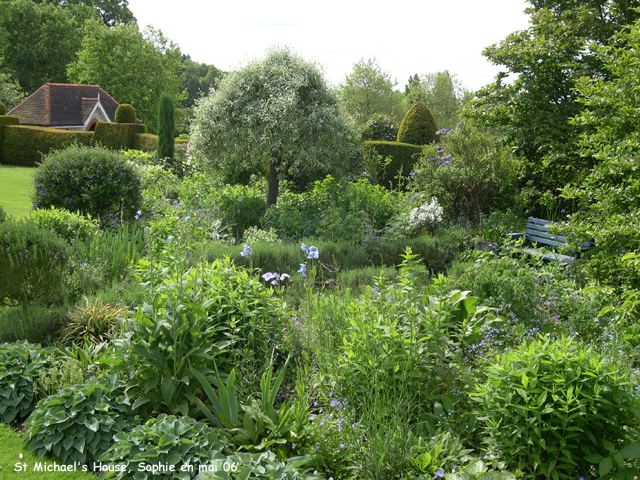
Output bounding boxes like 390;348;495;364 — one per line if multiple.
190;46;360;208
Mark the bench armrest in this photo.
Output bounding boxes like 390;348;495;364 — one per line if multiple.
579;239;595;251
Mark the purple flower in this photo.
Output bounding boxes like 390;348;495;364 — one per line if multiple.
435;470;444;478
291;442;296;450
240;244;252;257
308;246;319;259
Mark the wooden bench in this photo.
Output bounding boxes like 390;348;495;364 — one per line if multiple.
505;217;593;264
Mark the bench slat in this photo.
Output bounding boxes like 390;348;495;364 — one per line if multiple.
525;235;566;248
528;217;553;225
525;229;568;243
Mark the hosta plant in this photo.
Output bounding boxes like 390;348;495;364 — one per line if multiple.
194;451;323;480
25;375;136;466
98;414;230;480
0;341;53;423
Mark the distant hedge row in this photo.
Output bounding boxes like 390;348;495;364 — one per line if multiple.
0;118;185;166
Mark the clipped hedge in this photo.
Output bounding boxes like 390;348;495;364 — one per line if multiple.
397;101;438;145
363;140;422;189
131;133;188;153
0;115;20;127
0;125;92;166
91;122;146;150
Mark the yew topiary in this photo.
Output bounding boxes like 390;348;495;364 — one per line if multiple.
397;101;438;145
0;102;6;115
115;103;136;123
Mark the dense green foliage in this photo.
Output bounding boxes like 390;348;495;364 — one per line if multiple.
91;122;146;150
338;57;405;125
473;336;639;478
362;140;422;188
31;206;99;244
114;103;136;123
32;145;142;223
397;101;438;145
360;113;398;141
190;46;359;208
68;19;184;132
25;375;136;466
0;102;5;116
0;219;70;306
99;414;228;479
0;341;52;423
0;125;92;167
157;92;175;168
0;72;25;109
412;125;522;222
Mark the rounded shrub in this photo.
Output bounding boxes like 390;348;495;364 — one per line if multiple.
25;375;136;466
361;114;398;141
472;336;639;478
114;103;136;123
0;101;6;115
397;101;438;145
0;341;53;423
32;145;142;224
0;219;70;306
99;414;228;479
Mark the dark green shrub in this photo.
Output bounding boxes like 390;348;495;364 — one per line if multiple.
0;125;92;167
99;414;228;479
0;341;53;423
157;93;175;166
362;141;422;188
91;122;146;150
31;206;99;244
397;101;438;145
361;113;398;141
472;336;639;478
32;145;142;224
25;375;136;466
0;219;70;306
131;132;158;151
114;104;136;124
0;205;7;223
0;102;5;115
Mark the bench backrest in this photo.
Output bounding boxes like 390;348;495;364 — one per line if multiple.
524;217;569;247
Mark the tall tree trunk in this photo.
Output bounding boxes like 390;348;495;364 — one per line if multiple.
266;158;281;209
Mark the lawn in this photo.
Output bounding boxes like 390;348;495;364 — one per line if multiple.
0;166;34;218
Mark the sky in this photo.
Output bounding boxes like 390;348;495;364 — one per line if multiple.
127;0;531;92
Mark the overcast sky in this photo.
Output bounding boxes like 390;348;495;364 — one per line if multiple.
127;0;531;92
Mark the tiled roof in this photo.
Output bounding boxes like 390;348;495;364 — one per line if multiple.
8;83;120;126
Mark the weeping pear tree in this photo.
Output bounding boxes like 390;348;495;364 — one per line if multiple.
190;46;359;208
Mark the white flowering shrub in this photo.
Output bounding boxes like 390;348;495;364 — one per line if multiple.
408;197;443;232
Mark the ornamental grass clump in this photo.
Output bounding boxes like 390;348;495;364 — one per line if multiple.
472;335;640;479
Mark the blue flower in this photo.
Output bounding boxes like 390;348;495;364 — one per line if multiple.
240;245;252;257
301;243;309;254
308;246;319;259
435;470;444;478
167;236;173;243
184;216;190;222
298;263;307;278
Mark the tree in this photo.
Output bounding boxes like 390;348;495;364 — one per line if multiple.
157;92;175;170
338;57;404;125
31;0;135;26
404;71;471;130
190;46;359;208
0;0;86;92
0;72;25;109
464;0;640;200
67;20;185;132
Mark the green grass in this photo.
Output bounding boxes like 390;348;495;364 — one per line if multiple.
0;166;34;218
0;423;96;479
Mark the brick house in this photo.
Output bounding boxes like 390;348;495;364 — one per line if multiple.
7;83;120;131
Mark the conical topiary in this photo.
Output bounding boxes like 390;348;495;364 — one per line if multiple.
397;101;438;145
114;104;136;123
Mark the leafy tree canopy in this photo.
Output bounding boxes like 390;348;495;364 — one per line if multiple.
32;0;135;26
338;57;405;125
0;72;25;109
464;0;640;198
190;46;360;208
67;19;185;132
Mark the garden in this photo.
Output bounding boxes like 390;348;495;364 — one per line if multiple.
2;9;640;480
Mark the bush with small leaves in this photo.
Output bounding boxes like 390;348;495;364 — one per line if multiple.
472;336;639;478
0;102;6;115
31;206;99;244
0;341;53;423
25;375;136;466
361;114;398;141
114;103;136;123
397;101;438;145
0;219;70;306
32;145;142;224
98;414;229;479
